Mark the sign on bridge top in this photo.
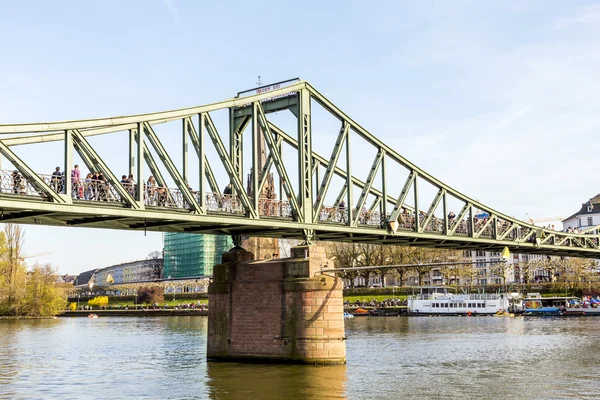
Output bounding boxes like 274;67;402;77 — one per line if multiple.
236;77;300;99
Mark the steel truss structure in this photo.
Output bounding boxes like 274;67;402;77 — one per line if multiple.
0;80;598;258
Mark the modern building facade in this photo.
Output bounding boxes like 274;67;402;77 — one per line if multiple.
163;233;233;279
94;259;160;285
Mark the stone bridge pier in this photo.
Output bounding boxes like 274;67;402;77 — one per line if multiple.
207;245;346;364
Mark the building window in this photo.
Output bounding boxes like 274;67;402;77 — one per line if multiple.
588;217;593;226
463;251;472;257
578;218;582;227
476;251;485;257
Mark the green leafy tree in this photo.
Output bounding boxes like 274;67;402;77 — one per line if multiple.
0;224;27;316
25;263;68;316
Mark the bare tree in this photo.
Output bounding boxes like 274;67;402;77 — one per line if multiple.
143;251;164;280
279;239;300;258
325;242;361;287
2;224;26;315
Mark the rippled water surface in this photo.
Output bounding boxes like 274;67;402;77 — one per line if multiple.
1;316;600;399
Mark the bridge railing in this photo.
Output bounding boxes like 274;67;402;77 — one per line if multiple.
1;169;599;252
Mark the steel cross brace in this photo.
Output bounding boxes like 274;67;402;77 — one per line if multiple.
353;148;384;227
185;115;220;195
203;112;256;218
142;122;203;214
447;202;471;236
419;189;445;233
255;102;302;222
313;121;349;223
388;171;416;233
0;140;67;203
72;129;140;209
473;214;495;239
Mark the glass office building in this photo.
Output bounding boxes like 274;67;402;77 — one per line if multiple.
163;233;233;278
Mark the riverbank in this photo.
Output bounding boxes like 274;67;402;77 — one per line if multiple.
61;309;208;317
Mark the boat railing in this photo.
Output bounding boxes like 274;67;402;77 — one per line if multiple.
409;293;506;301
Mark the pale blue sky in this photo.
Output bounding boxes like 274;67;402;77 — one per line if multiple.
1;1;599;274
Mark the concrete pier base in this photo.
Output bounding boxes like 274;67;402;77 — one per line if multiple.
207;245;346;364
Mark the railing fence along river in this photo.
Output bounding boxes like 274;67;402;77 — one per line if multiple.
1;316;600;399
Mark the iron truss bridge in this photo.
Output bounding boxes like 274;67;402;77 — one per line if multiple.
0;80;598;258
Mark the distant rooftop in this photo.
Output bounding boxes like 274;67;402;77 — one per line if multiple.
563;193;600;222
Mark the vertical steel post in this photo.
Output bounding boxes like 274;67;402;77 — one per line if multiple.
251;103;260;213
345;128;353;225
198;114;206;209
229;109;243;196
298;89;313;224
469;205;475;237
182;119;189;185
413;173;420;232
381;156;387;225
128;128;135;177
442;192;448;234
64;130;73;197
136;122;144;203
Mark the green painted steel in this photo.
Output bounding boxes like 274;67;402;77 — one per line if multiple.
0;80;597;259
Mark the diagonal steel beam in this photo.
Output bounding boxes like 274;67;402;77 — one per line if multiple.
72;129;140;209
203;160;220;194
313;121;349;222
267;122;413;213
420;189;445;233
185;116;220;195
368;196;381;213
257;135;282;202
142;122;203;214
0;140;67;203
387;171;416;233
498;223;517;241
203;112;256;218
141;142;174;205
447;202;471;236
540;233;555;245
74;140;98;173
334;184;347;207
473;214;494;239
353;149;384;227
581;224;600;234
255;102;302;222
520;228;536;243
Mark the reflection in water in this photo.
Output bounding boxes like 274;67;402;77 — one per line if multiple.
207;363;346;400
1;316;600;399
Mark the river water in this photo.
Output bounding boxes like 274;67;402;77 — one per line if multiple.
1;316;599;399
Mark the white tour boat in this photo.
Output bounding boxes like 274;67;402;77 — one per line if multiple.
408;286;510;315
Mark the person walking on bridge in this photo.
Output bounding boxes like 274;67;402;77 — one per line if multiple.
71;164;81;199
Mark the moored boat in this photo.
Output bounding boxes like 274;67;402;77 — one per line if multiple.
407;286;509;315
520;295;600;316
